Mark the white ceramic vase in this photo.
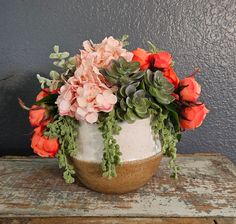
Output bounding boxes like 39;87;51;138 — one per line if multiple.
72;118;163;193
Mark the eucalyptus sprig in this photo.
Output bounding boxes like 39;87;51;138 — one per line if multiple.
37;45;76;91
44;115;79;183
49;45;75;70
37;71;62;91
119;34;129;47
147;41;159;53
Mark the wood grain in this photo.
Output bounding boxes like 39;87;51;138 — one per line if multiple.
0;217;235;224
0;153;235;219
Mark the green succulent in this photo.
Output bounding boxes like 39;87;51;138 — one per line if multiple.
115;82;151;123
100;57;145;86
144;70;175;105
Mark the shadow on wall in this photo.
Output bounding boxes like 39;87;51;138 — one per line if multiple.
0;74;40;156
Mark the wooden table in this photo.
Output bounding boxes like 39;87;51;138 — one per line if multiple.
0;153;235;224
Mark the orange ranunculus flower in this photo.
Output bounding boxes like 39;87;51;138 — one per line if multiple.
179;76;201;102
132;48;151;70
31;126;59;157
36;88;59;101
163;68;179;89
36;88;50;101
29;105;48;127
180;104;209;130
150;51;172;69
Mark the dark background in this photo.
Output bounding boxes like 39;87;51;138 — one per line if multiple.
0;0;235;162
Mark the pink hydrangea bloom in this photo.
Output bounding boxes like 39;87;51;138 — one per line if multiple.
56;76;117;123
77;36;133;69
56;36;130;124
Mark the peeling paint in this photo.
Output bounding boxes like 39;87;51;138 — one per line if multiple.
0;154;235;218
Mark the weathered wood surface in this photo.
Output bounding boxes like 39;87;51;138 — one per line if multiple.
0;153;235;220
0;217;235;224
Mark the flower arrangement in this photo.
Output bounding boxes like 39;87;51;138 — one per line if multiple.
20;36;208;183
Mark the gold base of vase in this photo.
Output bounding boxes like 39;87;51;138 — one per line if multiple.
72;153;162;194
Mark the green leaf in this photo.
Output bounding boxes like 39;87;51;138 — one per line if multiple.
49;53;58;59
126;108;138;121
147;41;158;53
49;45;75;72
119;85;127;97
140;80;146;91
119;34;129;47
133;89;146;98
124;114;135;123
120;34;129;42
177;133;182;141
150;101;162;110
125;84;136;96
49;70;60;80
165;104;180;132
144;70;153;86
120;99;127;111
135;106;148;115
53;45;59;53
126;97;133;108
155;94;175;105
61;52;70;59
120;76;131;85
131;71;145;80
116;108;125;121
149;86;159;97
58;59;65;67
37;74;52;89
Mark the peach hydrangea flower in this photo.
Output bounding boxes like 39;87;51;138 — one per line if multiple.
56;76;117;123
79;36;133;69
56;36;130;123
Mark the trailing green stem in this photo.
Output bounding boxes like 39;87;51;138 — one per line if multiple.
97;110;122;179
150;108;180;178
44;115;78;183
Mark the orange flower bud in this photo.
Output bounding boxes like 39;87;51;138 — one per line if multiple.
150;51;172;69
29;105;47;127
163;68;179;89
179;76;201;102
180;104;209;130
31;126;59;157
132;48;151;70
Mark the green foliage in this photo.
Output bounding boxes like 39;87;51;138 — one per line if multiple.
101;61;181;180
37;45;76;91
165;103;181;132
100;57;143;86
37;73;62;91
116;82;151;122
49;70;61;80
49;45;75;70
150;108;180;178
147;41;158;53
119;34;129;47
144;70;175;105
44;116;79;183
97;110;122;179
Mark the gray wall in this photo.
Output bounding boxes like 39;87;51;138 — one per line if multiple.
0;0;235;162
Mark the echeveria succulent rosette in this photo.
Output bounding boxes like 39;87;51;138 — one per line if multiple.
19;36;209;183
